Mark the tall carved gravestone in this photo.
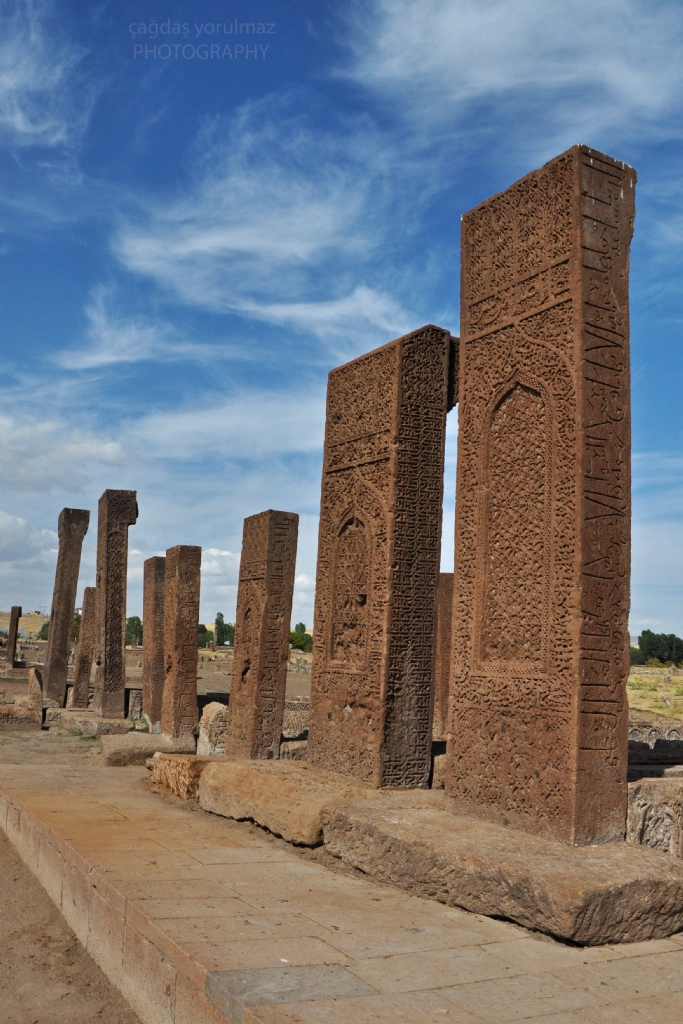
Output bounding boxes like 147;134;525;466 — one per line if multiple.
161;545;201;744
7;606;21;668
432;572;453;741
308;325;457;787
142;555;166;732
72;586;96;708
448;145;635;845
92;490;138;718
225;510;298;760
44;508;90;704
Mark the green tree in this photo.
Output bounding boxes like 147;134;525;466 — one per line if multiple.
294;622;307;635
125;616;143;647
636;630;683;666
38;620;49;641
289;629;313;653
72;611;81;643
214;613;235;646
198;623;214;649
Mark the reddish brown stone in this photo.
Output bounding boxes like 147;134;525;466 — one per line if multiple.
432;573;453;741
161;545;201;743
6;606;21;667
92;490;138;719
308;326;456;788
448;146;635;845
225;510;298;760
43;508;90;704
142;556;166;731
72;586;96;709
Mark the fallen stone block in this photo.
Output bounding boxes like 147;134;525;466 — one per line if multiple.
150;752;215;799
431;753;446;789
321;799;683;946
282;700;309;740
628;777;683;859
196;701;228;756
100;732;195;767
198;759;370;845
279;739;307;760
56;709;133;736
0;704;42;730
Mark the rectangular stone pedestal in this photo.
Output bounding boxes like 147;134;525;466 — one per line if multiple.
321;800;683;946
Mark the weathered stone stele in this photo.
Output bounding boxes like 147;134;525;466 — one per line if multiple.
225;510;299;760
142;555;166;731
72;586;96;708
92;490;138;719
432;573;453;741
6;606;21;667
448;145;635;845
160;545;201;744
308;325;457;788
43;508;90;704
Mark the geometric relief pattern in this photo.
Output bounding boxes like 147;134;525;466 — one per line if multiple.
308;325;452;788
448;146;635;846
331;517;369;671
479;383;551;668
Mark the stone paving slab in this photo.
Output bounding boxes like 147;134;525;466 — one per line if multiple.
2;765;683;1023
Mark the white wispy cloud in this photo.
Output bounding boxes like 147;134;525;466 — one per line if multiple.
0;509;55;563
343;0;683;149
129;389;326;461
113;102;415;351
0;0;92;148
0;413;122;491
55;286;243;370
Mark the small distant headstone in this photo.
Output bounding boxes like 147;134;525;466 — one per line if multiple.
142;555;166;731
161;545;201;744
92;490;138;718
43;508;90;705
7;606;21;668
72;586;97;709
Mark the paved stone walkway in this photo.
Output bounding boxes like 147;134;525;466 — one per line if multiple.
1;765;683;1023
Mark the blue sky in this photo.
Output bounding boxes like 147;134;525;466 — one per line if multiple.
1;0;682;635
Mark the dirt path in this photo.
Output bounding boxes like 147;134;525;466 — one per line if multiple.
0;729;142;1024
0;830;141;1024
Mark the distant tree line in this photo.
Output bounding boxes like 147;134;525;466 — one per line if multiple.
631;630;683;666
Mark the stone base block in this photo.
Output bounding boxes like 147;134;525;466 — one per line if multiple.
100;733;196;767
322;799;683;946
198;760;371;845
54;710;133;736
150;753;215;799
0;703;42;730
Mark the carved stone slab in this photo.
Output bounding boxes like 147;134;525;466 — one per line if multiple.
142;555;166;731
432;573;453;741
92;490;138;719
308;326;455;788
161;545;201;743
43;508;90;704
448;145;635;845
72;586;96;708
6;606;21;667
225;510;298;760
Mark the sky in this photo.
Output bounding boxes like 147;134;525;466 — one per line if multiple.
1;0;683;636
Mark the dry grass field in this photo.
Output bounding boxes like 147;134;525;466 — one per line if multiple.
0;610;49;639
628;666;683;720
